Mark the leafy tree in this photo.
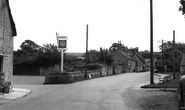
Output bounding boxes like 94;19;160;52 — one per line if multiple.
109;43;119;51
14;40;41;66
20;40;40;53
14;40;61;67
140;50;150;59
99;48;114;65
88;50;100;63
87;48;113;65
109;42;128;52
179;0;185;15
157;41;185;72
37;43;61;67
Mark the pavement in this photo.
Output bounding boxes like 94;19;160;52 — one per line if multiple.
0;88;31;104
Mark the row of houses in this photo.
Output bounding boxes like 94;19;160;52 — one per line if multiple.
71;42;151;73
111;46;147;73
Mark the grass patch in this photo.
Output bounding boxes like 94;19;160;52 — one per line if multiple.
141;74;180;88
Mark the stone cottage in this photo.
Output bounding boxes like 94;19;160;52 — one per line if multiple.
131;48;146;71
0;0;17;90
112;50;136;73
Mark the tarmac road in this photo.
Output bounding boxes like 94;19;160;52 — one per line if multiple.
0;72;154;110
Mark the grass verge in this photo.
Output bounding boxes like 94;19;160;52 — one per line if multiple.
141;73;180;89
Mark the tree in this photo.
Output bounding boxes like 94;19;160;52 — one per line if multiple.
140;50;150;59
37;43;61;67
88;50;100;63
14;40;61;68
20;40;40;53
109;43;119;51
99;48;114;65
157;41;185;72
179;0;185;15
14;40;41;66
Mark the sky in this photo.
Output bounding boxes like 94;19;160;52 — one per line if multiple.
9;0;185;53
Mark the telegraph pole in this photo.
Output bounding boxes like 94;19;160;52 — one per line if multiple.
173;30;175;79
85;24;89;78
150;0;154;84
162;39;163;72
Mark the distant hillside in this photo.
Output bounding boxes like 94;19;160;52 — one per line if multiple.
66;52;84;57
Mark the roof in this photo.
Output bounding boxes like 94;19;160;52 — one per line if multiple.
120;51;135;61
181;54;185;66
135;53;145;63
2;0;17;36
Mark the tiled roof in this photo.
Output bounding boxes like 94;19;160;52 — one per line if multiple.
7;0;17;36
135;53;145;63
1;0;17;36
120;51;135;61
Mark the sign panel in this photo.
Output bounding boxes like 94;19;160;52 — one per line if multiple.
56;33;68;50
58;40;67;49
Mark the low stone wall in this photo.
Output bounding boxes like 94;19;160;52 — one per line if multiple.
107;66;113;76
44;71;100;84
114;65;122;74
99;64;107;77
44;64;132;84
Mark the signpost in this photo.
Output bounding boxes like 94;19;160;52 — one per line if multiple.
56;33;68;73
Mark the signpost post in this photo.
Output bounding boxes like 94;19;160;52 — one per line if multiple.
56;33;67;73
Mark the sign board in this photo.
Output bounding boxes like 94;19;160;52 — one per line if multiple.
58;40;67;48
56;34;68;50
56;32;68;72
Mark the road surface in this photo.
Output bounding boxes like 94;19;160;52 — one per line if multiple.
0;72;155;110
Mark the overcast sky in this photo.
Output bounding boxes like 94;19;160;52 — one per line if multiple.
9;0;185;53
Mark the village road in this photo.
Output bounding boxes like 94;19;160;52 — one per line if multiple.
0;72;156;110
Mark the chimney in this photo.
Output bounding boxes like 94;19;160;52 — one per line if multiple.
135;47;139;53
118;41;122;51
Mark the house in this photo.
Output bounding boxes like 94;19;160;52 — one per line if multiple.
180;54;185;74
132;53;146;71
112;50;136;73
0;0;17;91
145;58;157;71
130;48;146;71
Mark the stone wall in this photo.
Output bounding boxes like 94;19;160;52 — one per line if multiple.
44;64;130;84
45;71;100;84
113;65;123;74
99;64;107;77
107;66;113;76
0;0;14;82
